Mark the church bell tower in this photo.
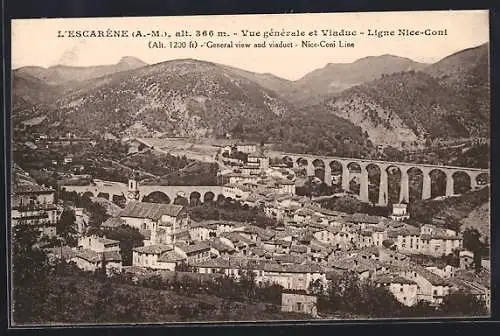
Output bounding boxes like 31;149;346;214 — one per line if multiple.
127;171;140;202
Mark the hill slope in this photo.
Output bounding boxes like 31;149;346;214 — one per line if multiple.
287;55;428;107
37;59;300;138
11;44;489;153
424;43;490;125
11;72;63;123
315;70;484;147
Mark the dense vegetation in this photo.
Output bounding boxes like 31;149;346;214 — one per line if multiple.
329;71;482;139
189;199;278;228
13;134;220;186
317;271;488;318
408;187;490;229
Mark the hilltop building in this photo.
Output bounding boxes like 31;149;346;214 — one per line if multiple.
281;292;318;317
390;203;410;221
11;178;61;239
72;235;123;275
118;201;190;246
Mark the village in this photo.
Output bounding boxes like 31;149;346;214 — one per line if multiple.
11;140;491;318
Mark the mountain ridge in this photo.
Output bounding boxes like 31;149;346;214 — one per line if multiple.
14;56;149;85
12;43;489;153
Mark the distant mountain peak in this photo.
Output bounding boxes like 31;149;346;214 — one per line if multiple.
353;54;422;64
117;56;148;67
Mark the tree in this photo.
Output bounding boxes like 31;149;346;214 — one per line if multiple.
331;196;363;214
12;222;51;323
308;278;325;296
239;269;257;299
56;208;78;246
87;202;110;230
175;262;192;272
322;271;404;317
173;196;189;207
93;279;112;321
462;228;485;272
439;291;488;317
101;225;144;266
357;281;402;317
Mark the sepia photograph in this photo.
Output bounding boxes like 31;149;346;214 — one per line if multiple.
9;10;491;326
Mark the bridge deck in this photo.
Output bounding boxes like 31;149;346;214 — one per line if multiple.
277;152;489;173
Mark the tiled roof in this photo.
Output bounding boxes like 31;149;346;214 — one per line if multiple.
359;246;381;257
46;246;77;260
101;217;126;228
73;249;101;263
190;257;325;274
221;232;256;246
330;256;381;274
133;244;173;255
309;221;328;230
158;250;186;263
310;239;330;251
246;194;264;202
415;266;450;286
372;225;386;232
13;182;54;195
176;241;211;254
295;208;316;217
207;238;235;253
189;220;219;229
374;274;416;285
174;230;190;240
380;218;404;229
387;230;400;238
290;244;308;254
314;208;346;217
248;247;267;257
104;250;122;262
430;234;462;240
120;202;184;220
277;239;292;248
348;213;383;224
262;262;325;274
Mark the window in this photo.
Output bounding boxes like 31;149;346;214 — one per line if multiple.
400;287;404;292
296;302;303;311
433;290;438;296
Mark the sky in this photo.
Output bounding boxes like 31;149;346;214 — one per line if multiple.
11;10;489;81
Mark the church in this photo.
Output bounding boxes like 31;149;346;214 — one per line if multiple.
116;171;191;246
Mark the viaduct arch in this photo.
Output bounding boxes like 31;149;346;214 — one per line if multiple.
277;152;489;206
61;180;223;205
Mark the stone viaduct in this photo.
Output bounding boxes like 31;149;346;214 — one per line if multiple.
278;152;489;206
61;154;489;208
61;180;223;204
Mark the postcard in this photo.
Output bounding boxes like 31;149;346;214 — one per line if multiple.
9;10;490;326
